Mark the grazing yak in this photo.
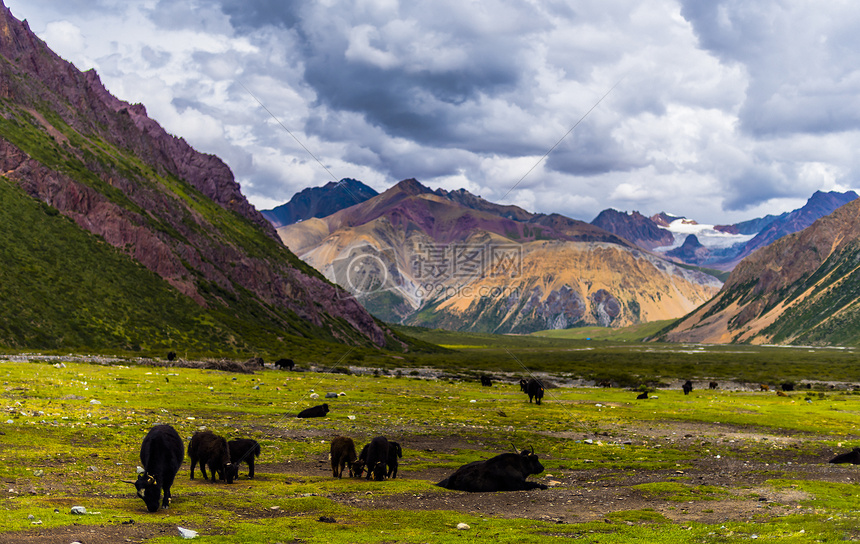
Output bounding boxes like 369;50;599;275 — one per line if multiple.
359;436;389;481
330;436;358;478
226;438;260;480
297;403;329;418
436;447;548;492
130;424;184;512
387;441;403;479
274;358;295;370
520;378;544;405
682;380;693;395
829;448;860;465
709;381;719;390
189;430;234;483
480;375;492;387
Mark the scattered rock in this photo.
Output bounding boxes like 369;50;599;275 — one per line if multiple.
457;523;470;530
70;506;87;515
325;392;338;398
178;526;198;539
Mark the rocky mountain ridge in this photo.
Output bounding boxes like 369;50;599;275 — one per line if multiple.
659;198;860;345
0;2;396;351
278;179;722;333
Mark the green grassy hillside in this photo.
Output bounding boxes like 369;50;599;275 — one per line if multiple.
0;177;351;358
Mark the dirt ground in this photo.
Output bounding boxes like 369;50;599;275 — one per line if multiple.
3;417;858;544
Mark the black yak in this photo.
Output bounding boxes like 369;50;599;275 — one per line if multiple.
709;381;718;390
360;436;389;481
520;378;544;404
480;375;492;387
436;447;548;492
829;448;860;464
330;436;358;478
274;358;295;370
167;351;176;362
682;380;693;395
387;441;403;479
636;391;649;400
130;424;184;512
226;438;260;480
297;404;329;418
188;430;233;483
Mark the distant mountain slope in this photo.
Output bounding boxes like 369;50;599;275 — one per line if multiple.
591;209;674;250
279;179;722;333
261;178;378;228
601;191;859;272
0;2;403;354
658;198;860;345
734;190;858;260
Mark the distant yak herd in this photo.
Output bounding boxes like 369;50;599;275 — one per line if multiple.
129;366;860;512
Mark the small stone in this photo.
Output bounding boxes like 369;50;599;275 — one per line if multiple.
70;506;87;515
177;527;198;539
27;514;34;520
457;523;470;530
89;399;101;405
325;392;338;398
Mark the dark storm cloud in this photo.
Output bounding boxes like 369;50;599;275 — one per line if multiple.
11;0;860;223
680;0;860;137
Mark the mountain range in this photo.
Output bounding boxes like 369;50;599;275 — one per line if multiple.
0;2;407;356
277;179;722;333
659;197;860;345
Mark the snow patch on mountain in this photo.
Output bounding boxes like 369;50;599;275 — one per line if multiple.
653;219;755;252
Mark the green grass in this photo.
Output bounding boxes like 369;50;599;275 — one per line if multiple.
1;358;859;543
531;320;677;341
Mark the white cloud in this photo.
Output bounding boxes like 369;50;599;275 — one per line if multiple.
6;0;860;226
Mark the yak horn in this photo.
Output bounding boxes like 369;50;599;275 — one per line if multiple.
510;442;519;453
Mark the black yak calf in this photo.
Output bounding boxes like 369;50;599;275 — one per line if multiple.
226;438;260;480
520;378;544;404
682;380;693;395
360;436;389;481
480;375;492;387
829;448;860;464
297;403;329;418
636;391;649;400
709;381;719;390
167;351;176;362
274;358;295;370
330;436;358;478
131;424;184;512
436;447;548;492
387;441;403;479
188;430;233;483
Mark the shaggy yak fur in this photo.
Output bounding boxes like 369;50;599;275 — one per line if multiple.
436;447;548;492
133;424;184;512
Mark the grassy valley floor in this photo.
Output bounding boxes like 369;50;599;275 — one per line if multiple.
1;351;859;543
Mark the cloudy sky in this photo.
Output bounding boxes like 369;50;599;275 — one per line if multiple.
6;0;860;224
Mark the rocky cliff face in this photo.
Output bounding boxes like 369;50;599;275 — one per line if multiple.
0;2;392;349
591;209;675;250
659;198;860;345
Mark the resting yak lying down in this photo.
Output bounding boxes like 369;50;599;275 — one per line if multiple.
436;447;548;492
